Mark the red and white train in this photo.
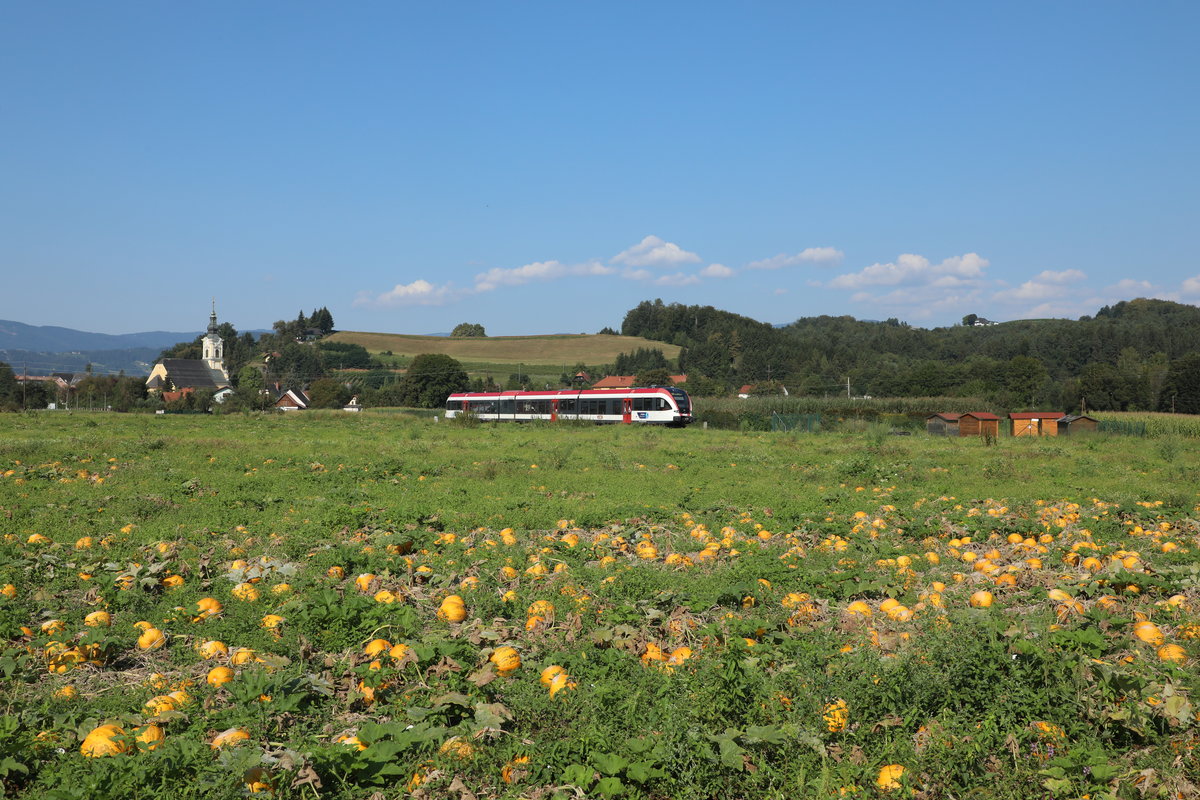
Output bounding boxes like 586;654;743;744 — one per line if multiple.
444;387;694;426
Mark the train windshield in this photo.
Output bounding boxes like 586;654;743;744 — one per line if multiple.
668;388;691;414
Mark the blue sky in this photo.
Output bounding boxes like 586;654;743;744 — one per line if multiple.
3;2;1198;336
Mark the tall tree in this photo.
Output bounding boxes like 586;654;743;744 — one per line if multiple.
400;354;469;408
451;323;487;338
1159;353;1200;414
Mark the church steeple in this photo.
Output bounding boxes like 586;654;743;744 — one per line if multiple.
202;300;225;370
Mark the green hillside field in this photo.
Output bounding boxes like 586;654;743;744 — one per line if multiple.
328;331;681;367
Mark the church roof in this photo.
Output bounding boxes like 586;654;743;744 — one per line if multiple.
156;359;228;390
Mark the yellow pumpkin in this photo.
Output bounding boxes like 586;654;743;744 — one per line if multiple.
540;665;567;687
823;699;849;732
439;736;475;760
527;600;555;617
548;673;575;697
845;600;872;617
876;764;906;792
232;582;260;601
490;645;521;675
81;724;128;757
438;595;467;623
1133;621;1164;646
197;640;228;660
243;767;273;794
969;591;994;608
211;727;251;749
83;610;111;627
363;638;392;658
668;646;693;665
194;597;223;620
135;724;165;751
207;666;235;686
1157;644;1187;664
137;627;166;650
230;647;257;666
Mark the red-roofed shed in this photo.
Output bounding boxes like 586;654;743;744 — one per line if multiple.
1009;411;1065;437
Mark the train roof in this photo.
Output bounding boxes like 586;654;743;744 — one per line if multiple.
447;387;681;398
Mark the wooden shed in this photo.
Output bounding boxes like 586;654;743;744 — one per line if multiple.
958;412;1001;438
926;413;962;436
1057;414;1099;436
1009;411;1065;437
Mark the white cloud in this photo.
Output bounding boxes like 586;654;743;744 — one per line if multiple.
746;247;844;270
654;272;701;287
1037;269;1087;284
354;279;459;308
1020;300;1101;318
993;269;1087;303
856;286;985;317
700;263;735;278
773;288;788;296
611;235;701;268
1179;275;1200;296
474;260;614;292
827;252;989;290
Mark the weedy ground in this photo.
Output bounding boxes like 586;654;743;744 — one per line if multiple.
1;411;1198;799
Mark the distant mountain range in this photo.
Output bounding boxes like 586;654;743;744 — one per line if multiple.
0;320;237;377
0;320;206;353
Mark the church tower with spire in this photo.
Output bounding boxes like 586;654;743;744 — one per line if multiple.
201;300;229;383
202;300;224;368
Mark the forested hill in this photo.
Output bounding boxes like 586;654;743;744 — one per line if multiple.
621;298;1200;413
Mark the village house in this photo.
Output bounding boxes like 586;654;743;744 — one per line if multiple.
592;374;687;389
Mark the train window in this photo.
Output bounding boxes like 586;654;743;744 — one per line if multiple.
559;399;575;413
657;398;669;410
633;398;651;411
446;400;462;411
498;399;515;414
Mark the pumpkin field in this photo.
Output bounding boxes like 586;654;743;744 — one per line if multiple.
1;411;1199;799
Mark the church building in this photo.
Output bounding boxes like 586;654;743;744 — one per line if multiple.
145;303;232;394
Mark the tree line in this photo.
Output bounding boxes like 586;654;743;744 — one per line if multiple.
622;297;1200;412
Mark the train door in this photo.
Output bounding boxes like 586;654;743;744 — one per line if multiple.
622;397;632;424
551;399;558;422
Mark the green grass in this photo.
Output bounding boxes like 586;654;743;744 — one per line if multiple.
328;331;682;366
1;411;1198;799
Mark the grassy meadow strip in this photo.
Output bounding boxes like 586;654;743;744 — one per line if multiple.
328;331;682;366
0;411;1198;799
